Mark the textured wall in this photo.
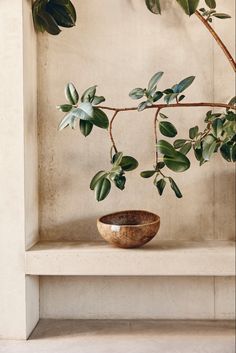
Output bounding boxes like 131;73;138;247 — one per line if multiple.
38;0;235;242
37;0;235;320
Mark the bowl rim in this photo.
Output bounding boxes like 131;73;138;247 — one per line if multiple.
97;210;160;228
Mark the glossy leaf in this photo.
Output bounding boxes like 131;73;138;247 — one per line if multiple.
95;178;111;201
176;76;195;93
157;140;176;156
58;110;76;130
164;93;178;104
227;96;236;112
92;96;105;105
92;108;109;129
189;125;199;139
112;152;123;166
138;101;148;111
232;144;236;162
213;13;231;19
140;170;156;178
74;103;94;121
148;72;164;91
164;152;191;172
202;135;217;160
169;178;183;198
176;0;200;15
46;2;75;27
159;113;168;119
120;156;139;171
156;178;166;195
174;139;187;149
159;121;177;137
212;118;223;138
220;143;232;162
57;104;72;112
81;86;97;103
79;120;93;137
129;88;145;100
114;175;126;190
153;91;163;102
90;171;107;190
205;0;216;8
65;82;79;104
179;142;192;155
145;0;161;14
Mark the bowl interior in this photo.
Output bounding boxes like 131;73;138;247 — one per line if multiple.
99;210;159;226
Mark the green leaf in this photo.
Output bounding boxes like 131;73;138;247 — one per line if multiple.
138;101;148;111
179;142;192;155
157;161;165;169
95;178;111;201
114;175;126;190
145;0;161;14
178;95;185;102
92;108;109;129
169;178;183;198
38;10;61;35
157;140;176;156
148;72;164;91
164;152;191;172
164;93;179;104
163;89;173;94
90;171;107;190
213;13;231;19
159;121;177;138
65;83;79;104
227;96;236;112
79;120;93;137
194;146;203;161
92;96;105;105
112;152;123;166
81;86;97;103
176;76;195;93
140;170;156;178
205;0;216;9
202;135;217;160
176;0;200;15
120;156;138;171
220;143;232;162
232;144;236;162
174;139;187;149
189;125;199;139
159;113;168;119
153;91;163;102
225;112;236;121
156;178;166;195
46;2;75;27
74;102;94;120
57;104;72;112
129;88;145;100
212;118;223;138
58;110;76;130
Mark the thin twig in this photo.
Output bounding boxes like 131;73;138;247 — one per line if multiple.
195;10;236;72
109;110;119;153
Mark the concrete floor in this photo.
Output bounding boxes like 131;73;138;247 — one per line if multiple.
0;320;235;353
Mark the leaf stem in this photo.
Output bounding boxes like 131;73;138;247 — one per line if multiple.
109;110;119;154
195;10;236;72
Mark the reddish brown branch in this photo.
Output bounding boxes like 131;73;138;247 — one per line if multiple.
106;102;235;155
195;10;236;72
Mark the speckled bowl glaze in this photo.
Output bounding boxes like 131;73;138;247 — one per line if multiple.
97;210;160;248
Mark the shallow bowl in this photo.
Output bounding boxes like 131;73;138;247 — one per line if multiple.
97;210;160;248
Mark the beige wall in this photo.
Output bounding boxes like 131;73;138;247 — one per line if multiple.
37;0;235;319
38;0;235;242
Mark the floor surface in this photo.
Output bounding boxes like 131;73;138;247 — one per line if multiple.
0;320;235;353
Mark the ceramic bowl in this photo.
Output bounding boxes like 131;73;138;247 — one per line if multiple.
97;210;160;248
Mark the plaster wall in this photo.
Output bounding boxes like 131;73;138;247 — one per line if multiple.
37;0;235;318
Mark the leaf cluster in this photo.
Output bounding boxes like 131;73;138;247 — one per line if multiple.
199;0;231;22
129;72;195;111
58;83;108;136
90;152;138;201
32;0;76;35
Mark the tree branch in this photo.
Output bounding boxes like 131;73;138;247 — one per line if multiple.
195;10;236;73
